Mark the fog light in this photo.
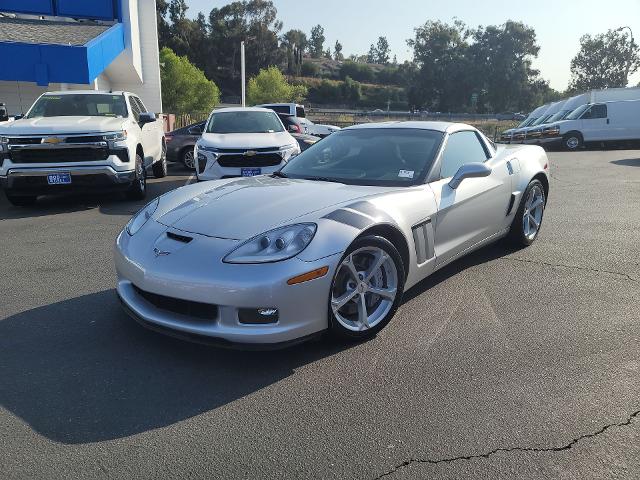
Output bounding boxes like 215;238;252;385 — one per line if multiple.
238;308;279;325
197;153;207;173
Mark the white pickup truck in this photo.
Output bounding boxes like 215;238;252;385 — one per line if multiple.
0;90;166;206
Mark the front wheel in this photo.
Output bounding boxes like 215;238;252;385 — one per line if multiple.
508;179;546;247
329;236;405;341
181;147;196;169
563;132;583;151
126;154;147;201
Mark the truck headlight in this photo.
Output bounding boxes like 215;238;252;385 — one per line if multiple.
223;223;317;264
126;198;159;236
104;131;127;142
544;125;561;137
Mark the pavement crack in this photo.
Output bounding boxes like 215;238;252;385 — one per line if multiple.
499;257;639;283
374;410;640;479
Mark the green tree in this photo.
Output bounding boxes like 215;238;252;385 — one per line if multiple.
282;29;307;75
367;44;377;63
375;36;391;64
247;66;308;104
339;61;375;83
569;28;640;92
334;40;344;61
301;61;319;77
160;47;220;113
469;20;542;112
310;25;325;58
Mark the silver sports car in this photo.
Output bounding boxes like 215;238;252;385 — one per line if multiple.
115;122;550;348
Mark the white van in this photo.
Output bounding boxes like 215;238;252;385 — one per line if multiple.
500;103;551;143
256;103;306;117
541;99;640;150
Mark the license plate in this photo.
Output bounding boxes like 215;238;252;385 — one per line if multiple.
47;173;72;185
241;168;261;177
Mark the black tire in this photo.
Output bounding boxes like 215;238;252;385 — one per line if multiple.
562;132;583;151
181;147;196;170
152;143;168;178
507;179;546;247
126;153;147;200
329;235;405;341
5;192;37;206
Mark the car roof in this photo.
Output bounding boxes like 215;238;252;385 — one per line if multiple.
42;90;128;96
345;121;475;134
211;107;275;113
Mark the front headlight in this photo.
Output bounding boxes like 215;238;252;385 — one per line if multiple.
279;144;300;161
104;131;127;142
126;198;159;235
0;136;9;145
223;223;317;264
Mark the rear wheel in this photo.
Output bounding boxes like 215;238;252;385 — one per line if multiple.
329;236;405;341
5;192;37;206
181;147;196;169
126;153;147;201
508;179;546;247
152;143;168;178
563;132;583;151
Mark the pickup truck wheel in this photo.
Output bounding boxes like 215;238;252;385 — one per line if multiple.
5;192;37;207
126;154;147;200
563;132;583;151
152;143;168;178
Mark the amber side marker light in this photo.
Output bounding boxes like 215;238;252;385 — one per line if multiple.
287;266;329;285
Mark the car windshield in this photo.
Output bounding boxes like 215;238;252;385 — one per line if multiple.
517;117;535;128
206;111;284;134
546;110;572;123
26;94;128;118
531;114;554;126
566;104;589;120
281;128;443;186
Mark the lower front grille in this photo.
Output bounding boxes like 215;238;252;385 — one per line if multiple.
217;153;282;168
10;147;110;164
133;286;218;320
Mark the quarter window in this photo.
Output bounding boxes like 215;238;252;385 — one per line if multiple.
440;131;489;179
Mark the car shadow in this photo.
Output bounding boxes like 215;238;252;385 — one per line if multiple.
0;289;355;444
0;241;517;445
610;157;640;167
0;165;191;220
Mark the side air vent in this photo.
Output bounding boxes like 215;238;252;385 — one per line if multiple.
506;194;516;216
167;232;193;243
412;219;434;265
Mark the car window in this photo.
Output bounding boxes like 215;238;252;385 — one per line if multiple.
129;97;142;121
206;111;285;134
26;94;128;118
188;124;204;135
133;97;148;114
296;106;306;118
440;131;489;179
582;104;607;119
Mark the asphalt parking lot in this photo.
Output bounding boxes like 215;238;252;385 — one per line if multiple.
1;150;639;479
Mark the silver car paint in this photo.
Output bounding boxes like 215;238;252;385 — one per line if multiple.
115;122;549;345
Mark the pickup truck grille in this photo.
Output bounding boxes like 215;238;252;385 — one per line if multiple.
10;147;110;164
217;153;282;168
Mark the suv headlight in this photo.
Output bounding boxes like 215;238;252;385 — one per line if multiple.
0;136;9;145
223;223;317;264
279;143;300;161
104;131;127;142
126;198;159;235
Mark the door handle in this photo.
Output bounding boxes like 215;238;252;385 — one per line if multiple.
506;160;514;175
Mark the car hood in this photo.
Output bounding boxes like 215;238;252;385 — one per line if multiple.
200;131;295;149
0;116;125;135
156;176;394;240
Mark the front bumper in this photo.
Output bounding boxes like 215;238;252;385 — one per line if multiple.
115;222;342;346
0;165;135;194
197;161;285;181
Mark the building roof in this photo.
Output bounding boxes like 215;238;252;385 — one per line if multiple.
0;17;110;46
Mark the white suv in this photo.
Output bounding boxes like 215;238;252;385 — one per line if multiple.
195;107;300;181
0;91;166;206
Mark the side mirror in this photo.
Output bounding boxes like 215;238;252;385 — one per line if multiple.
448;162;492;189
139;112;156;125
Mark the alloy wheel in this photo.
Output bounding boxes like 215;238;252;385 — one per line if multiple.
331;246;398;332
522;185;544;241
183;150;196;169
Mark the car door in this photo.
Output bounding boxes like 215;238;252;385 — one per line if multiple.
579;103;609;141
132;96;161;162
429;130;513;267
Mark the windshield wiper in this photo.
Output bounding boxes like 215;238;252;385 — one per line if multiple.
302;176;345;184
271;171;288;178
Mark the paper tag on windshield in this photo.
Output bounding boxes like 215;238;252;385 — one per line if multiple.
398;170;415;179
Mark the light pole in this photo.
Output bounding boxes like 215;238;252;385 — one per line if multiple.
241;41;246;107
621;26;635;86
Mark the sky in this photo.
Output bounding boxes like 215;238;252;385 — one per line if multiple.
186;0;640;91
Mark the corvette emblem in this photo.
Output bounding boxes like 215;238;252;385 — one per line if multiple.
153;247;171;257
244;150;257;157
42;136;64;144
